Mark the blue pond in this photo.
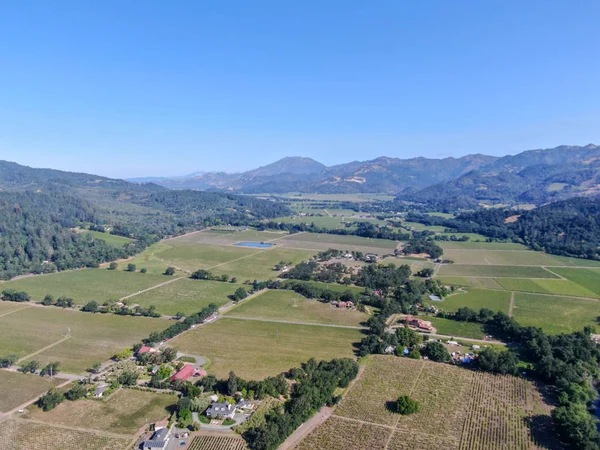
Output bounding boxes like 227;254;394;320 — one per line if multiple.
235;241;275;248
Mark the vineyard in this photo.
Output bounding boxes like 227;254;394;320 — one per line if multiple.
188;435;248;450
296;355;559;450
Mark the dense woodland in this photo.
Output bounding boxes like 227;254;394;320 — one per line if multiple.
406;197;600;260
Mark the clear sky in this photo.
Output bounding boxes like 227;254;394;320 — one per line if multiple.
1;1;599;178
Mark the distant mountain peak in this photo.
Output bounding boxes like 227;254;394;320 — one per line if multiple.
246;157;327;177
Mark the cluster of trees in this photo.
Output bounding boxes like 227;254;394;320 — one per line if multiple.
1;289;30;302
242;358;359;450
406;197;600;260
279;280;360;304
281;260;352;284
401;238;443;259
144;304;218;345
191;269;235;283
42;294;75;308
38;380;89;411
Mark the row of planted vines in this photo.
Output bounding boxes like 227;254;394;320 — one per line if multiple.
188;435;248;450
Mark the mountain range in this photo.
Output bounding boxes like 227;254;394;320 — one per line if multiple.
127;144;600;205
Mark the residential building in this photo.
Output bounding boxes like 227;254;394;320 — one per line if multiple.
236;399;253;410
206;402;235;419
405;315;433;331
140;427;170;450
94;384;109;398
170;364;195;382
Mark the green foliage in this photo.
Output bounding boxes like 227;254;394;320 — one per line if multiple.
65;383;88;401
117;370;139;386
37;389;65;411
233;287;248;302
19;360;39;373
164;267;176;276
0;354;18;368
552;403;600;450
81;300;99;312
1;289;30;302
140;268;147;273
422;342;450;362
476;348;518;375
42;294;55;305
40;361;60;377
395;395;420;415
109;262;118;270
126;263;137;272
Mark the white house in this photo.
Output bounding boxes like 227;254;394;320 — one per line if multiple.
206;402;235;419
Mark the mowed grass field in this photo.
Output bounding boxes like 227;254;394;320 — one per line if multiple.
436;276;505;290
155;242;256;272
226;290;368;327
512;293;600;334
210;248;316;280
438;241;527;250
169;317;362;379
550;267;600;296
496;278;599;298
427;316;486;339
300;356;556;450
442;249;562;266
0;307;167;373
426;289;511;314
0;420;131;450
437;264;557;278
0;370;64;413
278;232;398;250
130;278;233;316
1;269;169;302
22;388;177;435
84;230;132;247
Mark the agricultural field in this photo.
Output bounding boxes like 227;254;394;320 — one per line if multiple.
550;255;600;267
169;317;362;379
0;370;64;413
512;293;600;334
0;420;131;450
437;265;557;278
426;289;511;314
273;214;386;230
434;233;490;242
426;317;486;339
1;269;169;303
125;241;183;275
549;267;600;296
0;301;33;316
84;230;133;247
170;229;286;246
438;241;527;250
210;248;316;280
188;435;248;450
402;221;447;232
496;278;599;298
0;307;167;373
299;281;365;294
304;356;557;450
441;249;562;266
130;278;233;316
154;243;256;272
436;277;506;290
226;290;368;327
278;232;398;250
22;388;177;435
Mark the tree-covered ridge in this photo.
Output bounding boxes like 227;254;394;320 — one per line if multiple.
406;196;600;260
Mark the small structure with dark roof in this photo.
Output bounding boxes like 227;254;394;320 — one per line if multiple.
140;427;170;450
206;402;235;419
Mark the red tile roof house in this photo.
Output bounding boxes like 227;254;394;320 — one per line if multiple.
171;364;195;382
137;345;155;355
405;315;433;331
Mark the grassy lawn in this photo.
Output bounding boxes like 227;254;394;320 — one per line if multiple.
496;278;600;298
438;241;527;250
210;248;316;280
155;243;256;272
0;307;167;373
131;278;233;316
437;264;558;278
226;290;368;327
550;267;600;296
0;420;132;449
1;269;169;302
84;230;132;247
513;293;600;334
0;370;63;413
22;388;177;435
550;256;600;267
278;233;399;250
169;317;362;379
436;276;506;290
427;316;486;339
426;289;511;314
442;249;562;266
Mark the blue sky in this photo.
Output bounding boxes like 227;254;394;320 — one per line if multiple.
0;1;599;178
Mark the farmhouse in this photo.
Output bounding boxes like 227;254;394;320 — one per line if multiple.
170;364;195;382
236;398;254;410
94;384;109;398
206;402;235;419
405;315;433;331
140;427;170;450
137;345;156;355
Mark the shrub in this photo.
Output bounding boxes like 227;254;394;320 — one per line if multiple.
396;395;420;415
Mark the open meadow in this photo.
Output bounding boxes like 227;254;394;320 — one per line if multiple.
297;355;558;450
436;276;506;290
0;370;64;413
425;289;511;314
84;230;133;247
437;264;557;278
495;278;599;298
1;269;169;302
426;316;486;339
438;241;527;250
441;249;562;266
278;232;398;250
130;278;233;316
225;290;369;327
512;293;600;334
154;242;257;272
0;306;167;373
21;388;177;435
0;420;132;450
169;317;362;379
549;267;600;296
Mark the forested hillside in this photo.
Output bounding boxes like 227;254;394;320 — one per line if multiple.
0;161;290;279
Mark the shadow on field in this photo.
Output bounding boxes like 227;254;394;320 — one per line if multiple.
526;415;562;449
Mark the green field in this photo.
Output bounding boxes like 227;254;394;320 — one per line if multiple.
155;242;256;272
0;370;64;413
176;229;286;245
442;249;562;266
84;230;133;247
435;233;490;242
496;278;599;298
550;256;600;267
226;290;368;327
1;269;169;302
402;222;447;232
299;281;365;294
437;265;558;278
0;307;167;373
436;276;506;290
513;293;600;334
550;267;600;296
22;388;177;435
426;289;511;314
273;215;386;230
129;278;233;316
426;316;486;339
125;241;183;275
169;317;362;379
279;232;398;250
438;241;527;250
210;248;316;280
